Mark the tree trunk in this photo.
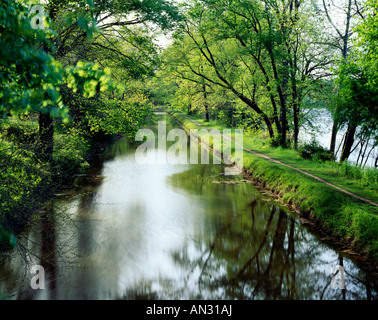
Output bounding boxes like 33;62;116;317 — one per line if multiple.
262;113;274;139
289;47;300;149
279;61;289;147
293;103;299;149
205;103;210;122
38;112;54;162
340;123;356;162
267;47;287;147
270;96;281;134
37;3;58;164
323;0;352;159
329;118;338;155
291;79;299;149
203;81;209;122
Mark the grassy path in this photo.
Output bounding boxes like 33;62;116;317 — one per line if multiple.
176;111;378;207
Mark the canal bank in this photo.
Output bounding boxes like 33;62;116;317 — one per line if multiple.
168;111;378;271
0;115;120;253
0;111;376;299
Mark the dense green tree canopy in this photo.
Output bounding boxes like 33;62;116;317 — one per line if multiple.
162;0;335;147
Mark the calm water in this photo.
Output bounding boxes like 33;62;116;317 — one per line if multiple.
0;113;376;300
299;108;377;167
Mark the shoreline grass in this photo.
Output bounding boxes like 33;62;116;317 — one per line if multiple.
171;110;377;203
170;110;378;265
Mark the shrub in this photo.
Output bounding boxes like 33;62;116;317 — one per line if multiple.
269;134;283;148
2;117;39;146
52;127;90;184
298;139;334;162
362;166;378;189
0;118;94;247
0;137;50;233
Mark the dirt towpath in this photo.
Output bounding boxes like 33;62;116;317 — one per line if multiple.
175;112;378;208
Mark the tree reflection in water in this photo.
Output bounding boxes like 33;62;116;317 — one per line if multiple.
168;166;377;300
0;113;376;300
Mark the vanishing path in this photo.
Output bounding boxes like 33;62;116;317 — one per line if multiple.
174;112;378;208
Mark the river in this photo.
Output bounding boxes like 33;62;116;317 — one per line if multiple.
299;108;377;167
0;112;376;300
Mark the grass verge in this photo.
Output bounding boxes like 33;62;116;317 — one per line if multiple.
170;110;378;266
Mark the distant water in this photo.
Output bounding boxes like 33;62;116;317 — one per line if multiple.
299;108;376;167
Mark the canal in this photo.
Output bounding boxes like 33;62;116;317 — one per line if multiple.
0;112;376;300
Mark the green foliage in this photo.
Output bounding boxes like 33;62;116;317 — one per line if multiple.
298;140;334;162
147;75;179;107
173;111;378;259
0;0;182;249
0;0;63;115
243;151;378;260
0;117;91;245
325;161;378;190
164;0;335;146
0;136;50;231
1;117;39;145
86;86;155;139
269;134;285;148
86;0;181;30
52;126;90;184
217;109;233;127
334;0;378;146
354;0;378;85
65;61;113;99
335;60;378;137
0;228;17;250
0;0;116;120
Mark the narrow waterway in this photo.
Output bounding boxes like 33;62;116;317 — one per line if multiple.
0;112;376;300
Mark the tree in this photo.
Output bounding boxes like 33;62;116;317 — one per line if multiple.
0;0;63;116
0;0;117;161
165;1;277;138
164;0;334;147
321;0;363;160
1;0;181;161
336;0;378;165
44;0;181;152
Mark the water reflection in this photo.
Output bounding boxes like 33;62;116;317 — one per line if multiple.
167;168;377;300
0;113;376;300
